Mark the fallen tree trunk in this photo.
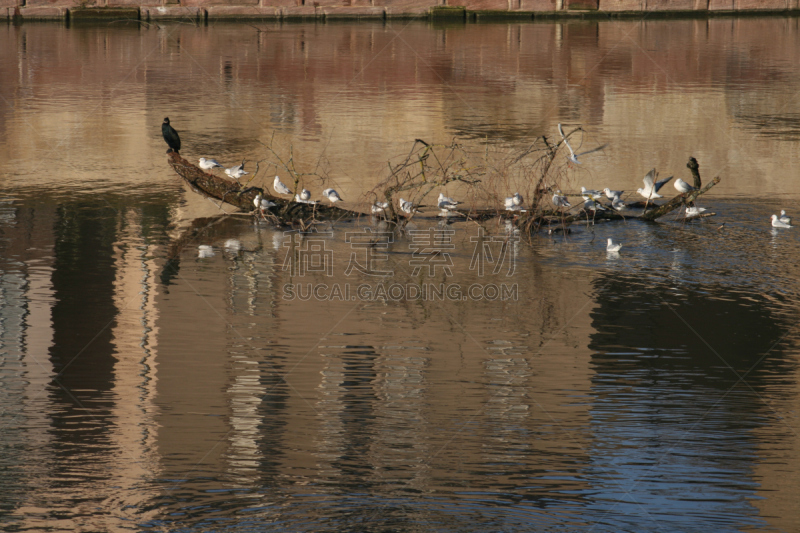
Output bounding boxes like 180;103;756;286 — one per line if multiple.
167;151;364;220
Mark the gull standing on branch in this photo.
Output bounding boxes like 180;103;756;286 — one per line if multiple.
771;214;792;228
399;198;417;215
581;187;602;201
607;238;622;252
552;190;571;209
273;175;292;196
637;169;674;200
294;188;312;203
780;210;792;224
558;124;608;165
225;161;248;181
612;195;628;212
604;188;624;200
322;188;343;205
199;157;223;171
674;178;698;194
438;193;459;211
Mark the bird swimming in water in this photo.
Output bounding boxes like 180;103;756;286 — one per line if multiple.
225;162;248;180
322;188;343;205
771;214;792;228
780;210;791;224
685;205;707;217
606;238;622;252
162;117;181;153
199;157;223;171
273;176;292;196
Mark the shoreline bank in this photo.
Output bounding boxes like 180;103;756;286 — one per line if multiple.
5;3;800;22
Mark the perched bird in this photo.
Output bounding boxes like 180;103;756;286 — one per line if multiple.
637;169;674;200
512;192;524;206
583;198;606;211
606;238;622;252
273;175;292;196
438;192;459;210
552;190;571;208
674;178;698;194
504;197;522;211
611;196;628;211
294;188;312;203
371;201;389;215
198;157;223;171
685;206;707;217
398;198;417;215
581;186;602;201
322;188;343;205
162;117;181;152
604;188;624;200
780;210;792;224
253;193;276;211
771;214;792;228
225;162;248;180
558;123;607;165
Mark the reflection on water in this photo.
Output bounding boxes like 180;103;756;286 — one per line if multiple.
2;18;800;532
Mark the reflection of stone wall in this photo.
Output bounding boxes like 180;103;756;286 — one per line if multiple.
7;0;800;20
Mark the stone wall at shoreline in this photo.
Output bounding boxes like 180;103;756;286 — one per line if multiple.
4;0;800;22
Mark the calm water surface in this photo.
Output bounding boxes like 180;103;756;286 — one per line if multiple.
1;18;800;532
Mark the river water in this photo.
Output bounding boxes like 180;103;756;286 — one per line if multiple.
2;17;800;532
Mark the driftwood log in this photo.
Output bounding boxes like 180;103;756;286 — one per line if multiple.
168;151;718;228
167;151;364;221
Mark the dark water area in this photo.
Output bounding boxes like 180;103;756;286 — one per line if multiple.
2;17;800;532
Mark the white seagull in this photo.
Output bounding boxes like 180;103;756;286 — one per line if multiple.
322;188;343;205
371;201;389;215
294;188;312;203
225;162;248;180
504;197;522;211
583;198;606;211
780;210;792;224
512;192;523;206
604;187;624;200
552;190;571;208
253;193;276;211
674;178;698;194
198;157;223;171
685;206;707;217
438;192;459;210
558;124;608;165
772;214;792;228
612;196;628;211
273;175;292;196
606;238;622;252
637;169;674;200
581;186;603;201
399;198;417;215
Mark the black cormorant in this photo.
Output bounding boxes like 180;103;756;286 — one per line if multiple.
162;117;181;153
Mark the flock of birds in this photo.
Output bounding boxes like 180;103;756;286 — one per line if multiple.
164;118;792;256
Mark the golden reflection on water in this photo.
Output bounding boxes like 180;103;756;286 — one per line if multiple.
1;18;800;532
